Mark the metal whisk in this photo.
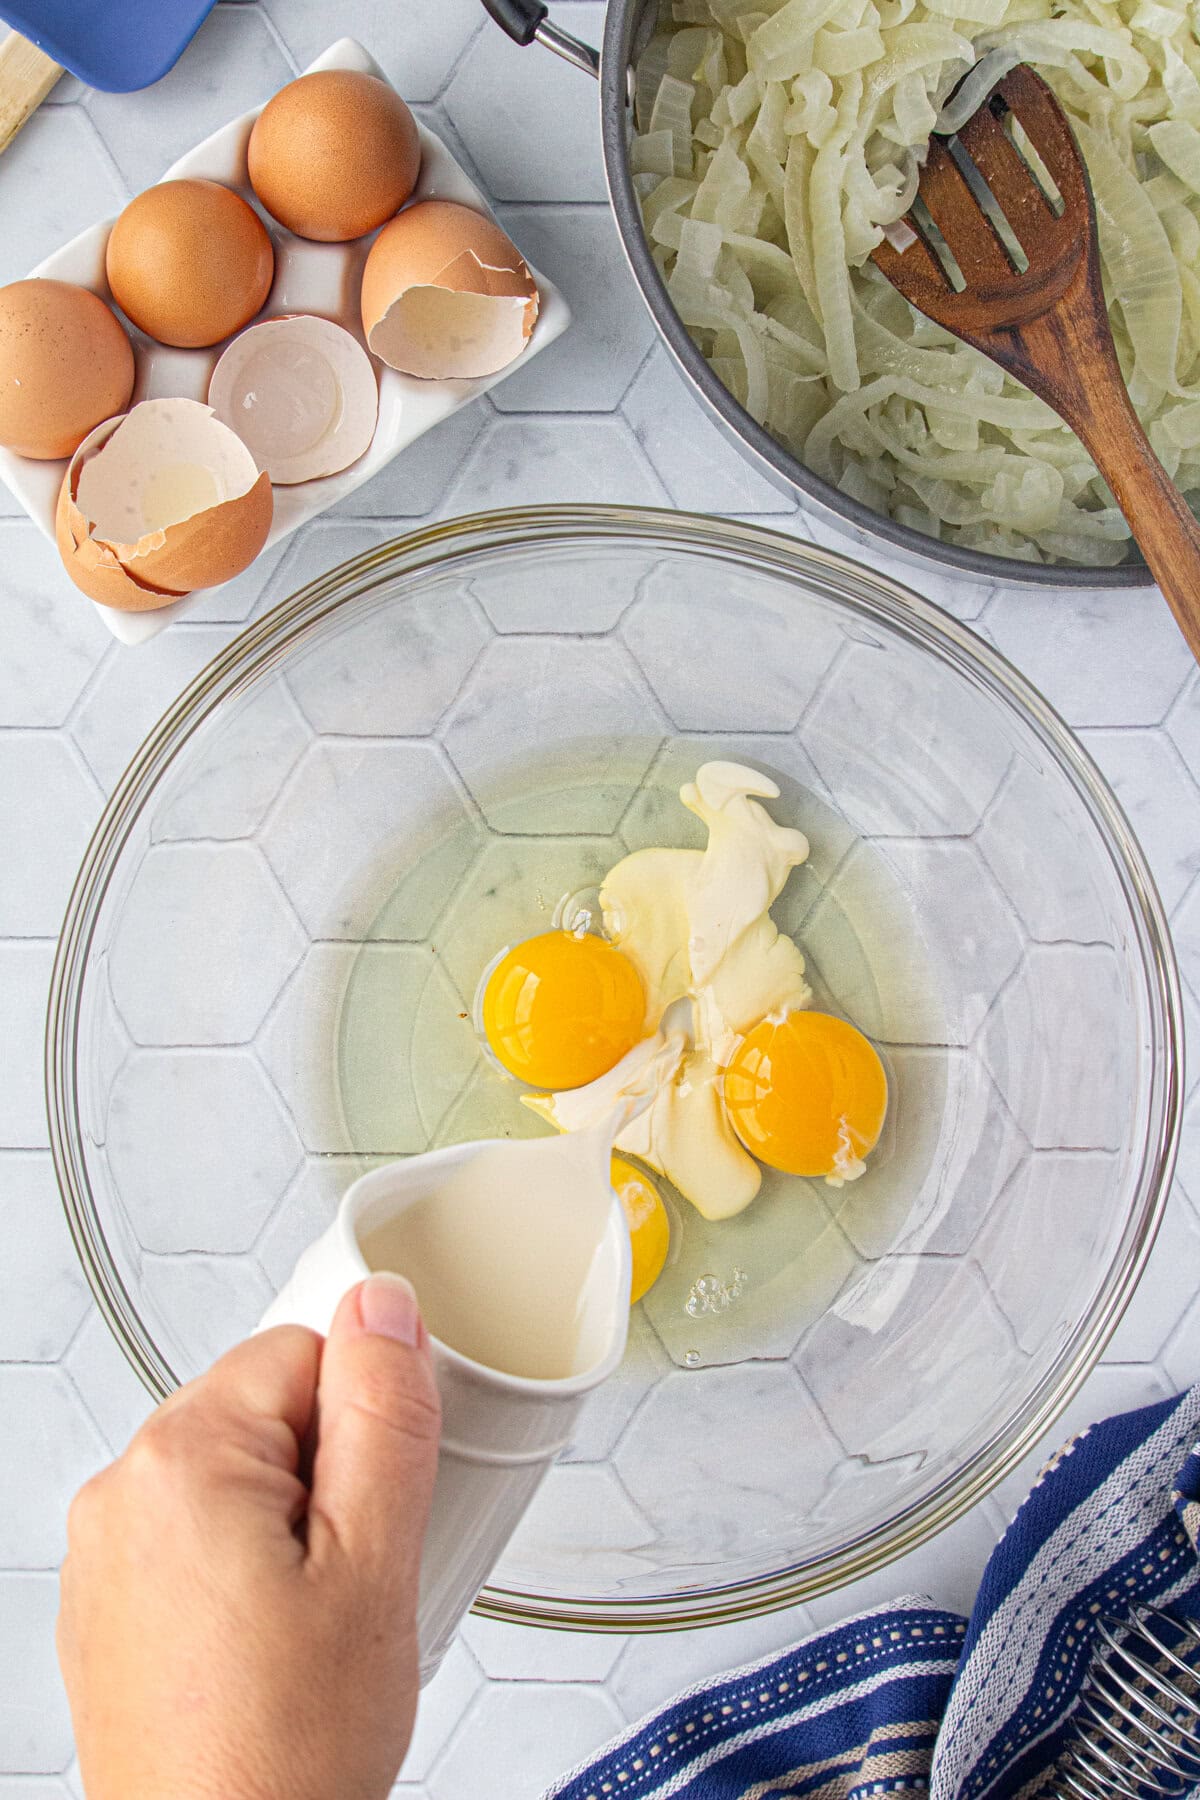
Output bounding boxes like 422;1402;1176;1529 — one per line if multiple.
1056;1607;1200;1800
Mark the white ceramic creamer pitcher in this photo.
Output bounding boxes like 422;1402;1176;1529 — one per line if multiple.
258;1134;632;1684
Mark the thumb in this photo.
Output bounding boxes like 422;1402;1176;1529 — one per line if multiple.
308;1274;441;1590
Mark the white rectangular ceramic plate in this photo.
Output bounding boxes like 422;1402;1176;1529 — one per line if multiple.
1;37;570;645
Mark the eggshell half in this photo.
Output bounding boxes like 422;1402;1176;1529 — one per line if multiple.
57;398;272;612
208;315;378;483
55;472;187;611
360;200;539;379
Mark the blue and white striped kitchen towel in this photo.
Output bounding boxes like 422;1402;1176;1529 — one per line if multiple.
546;1386;1200;1800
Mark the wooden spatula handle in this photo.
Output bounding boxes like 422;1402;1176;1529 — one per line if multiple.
0;31;62;154
955;286;1200;660
1070;385;1200;661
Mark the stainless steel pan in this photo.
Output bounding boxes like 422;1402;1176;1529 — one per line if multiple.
481;0;1153;588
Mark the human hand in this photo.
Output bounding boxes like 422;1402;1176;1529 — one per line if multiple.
58;1274;441;1800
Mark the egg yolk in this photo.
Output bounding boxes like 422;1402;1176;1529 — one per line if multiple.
611;1155;670;1304
481;930;646;1090
723;1012;887;1179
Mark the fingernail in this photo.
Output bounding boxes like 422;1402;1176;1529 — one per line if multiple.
358;1273;422;1347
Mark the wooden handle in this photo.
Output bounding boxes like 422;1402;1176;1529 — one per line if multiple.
0;31;62;154
1074;397;1200;658
973;287;1200;664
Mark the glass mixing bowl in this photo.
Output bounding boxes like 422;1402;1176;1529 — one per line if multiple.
48;506;1182;1633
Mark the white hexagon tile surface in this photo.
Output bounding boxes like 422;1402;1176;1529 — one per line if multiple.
4;3;1200;1793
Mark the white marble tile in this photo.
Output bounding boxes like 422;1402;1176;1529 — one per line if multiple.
331;400;490;519
0;1575;74;1773
857;839;1023;1044
442;6;609;203
286;585;489;736
976;759;1117;947
254;945;358;1153
504;1465;657;1586
63;1309;155;1457
608;1604;815;1721
1079;728;1200;915
986;1362;1175;1524
801;1259;1023;1474
153;676;311;842
274;520;393;589
69;625;235;794
261;0;483;102
1105;1188;1200;1364
469;543;646;634
138;1253;274;1373
260;740;480;938
613;1365;840;1565
1161;1295;1200;1391
441;637;662;832
462;1616;627;1684
0;1368;107;1567
621;560;844;731
84;4;292;190
398;1640;484;1782
0;737;99;937
1182;981;1200;1104
106;1049;301;1254
257;942;475;1154
43;68;87;103
491;208;656;413
1167;881;1200;1019
804;643;1012;838
799;504;995;623
426;1681;624;1800
0;108;126;286
1174;1086;1200;1208
0;1154;91;1362
985;588;1194;729
0;528;112;730
0;943;55;1149
1164;667;1200;779
979;944;1129;1151
107;843;304;1045
255;1155;360;1288
803;1496;1006;1626
975;1153;1123;1356
444;414;669;511
622;350;796;515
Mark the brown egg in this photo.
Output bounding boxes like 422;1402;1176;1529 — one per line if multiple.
361;201;539;379
248;70;421;242
0;279;134;460
56;398;272;612
106;179;275;349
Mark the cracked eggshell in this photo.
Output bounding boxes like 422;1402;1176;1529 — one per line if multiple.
208;315;378;484
56;398;272;612
360;200;539;380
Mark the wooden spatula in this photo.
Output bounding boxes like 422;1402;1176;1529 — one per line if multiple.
0;30;61;152
871;65;1200;650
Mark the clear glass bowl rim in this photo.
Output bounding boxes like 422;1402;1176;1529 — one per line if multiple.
46;504;1184;1634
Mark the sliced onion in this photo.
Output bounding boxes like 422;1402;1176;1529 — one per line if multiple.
632;0;1200;563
